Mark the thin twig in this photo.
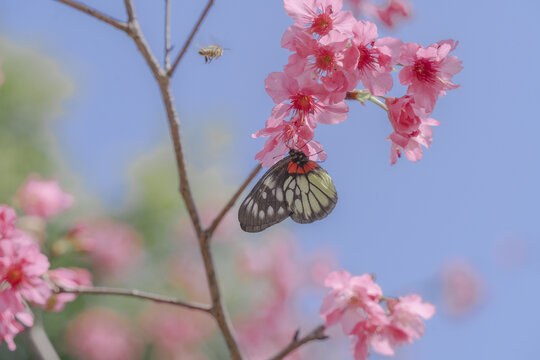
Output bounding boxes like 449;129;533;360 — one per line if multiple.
24;310;61;360
207;164;262;237
168;0;214;76
268;325;328;360
122;0;203;237
56;286;212;313
123;0;135;23
164;0;172;70
54;0;128;31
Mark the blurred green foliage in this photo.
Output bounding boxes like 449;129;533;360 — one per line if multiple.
0;37;73;201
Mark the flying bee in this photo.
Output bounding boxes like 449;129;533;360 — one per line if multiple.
198;45;224;63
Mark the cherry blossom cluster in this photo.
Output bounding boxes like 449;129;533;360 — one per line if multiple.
0;178;91;350
254;0;462;166
320;270;435;360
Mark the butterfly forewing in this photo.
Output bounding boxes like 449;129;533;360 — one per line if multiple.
239;149;338;232
238;157;290;232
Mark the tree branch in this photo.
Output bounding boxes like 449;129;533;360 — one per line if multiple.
53;0;128;31
207;164;262;237
168;0;214;76
267;325;328;360
55;1;243;359
199;233;243;359
123;0;135;23
56;286;212;313
24;312;60;360
164;0;172;70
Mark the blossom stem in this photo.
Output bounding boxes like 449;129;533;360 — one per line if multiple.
56;286;212;312
367;95;388;112
267;325;328;360
168;0;214;76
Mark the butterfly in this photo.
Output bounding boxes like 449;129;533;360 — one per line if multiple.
238;148;338;232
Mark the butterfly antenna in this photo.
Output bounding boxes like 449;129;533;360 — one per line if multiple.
272;152;288;160
296;139;313;151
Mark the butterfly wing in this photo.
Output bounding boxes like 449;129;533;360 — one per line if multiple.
238;157;291;232
284;163;338;224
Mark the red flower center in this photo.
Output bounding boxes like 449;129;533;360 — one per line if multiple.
310;9;333;36
357;45;378;73
291;93;316;114
6;266;23;287
413;58;438;84
315;48;335;73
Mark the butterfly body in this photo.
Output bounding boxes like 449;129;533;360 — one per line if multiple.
238;149;337;232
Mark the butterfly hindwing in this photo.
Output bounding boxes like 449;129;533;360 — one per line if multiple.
238;157;291;232
284;163;338;224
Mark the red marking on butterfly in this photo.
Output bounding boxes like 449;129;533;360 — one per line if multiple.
287;160;319;174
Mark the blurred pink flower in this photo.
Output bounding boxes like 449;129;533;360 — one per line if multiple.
320;271;386;332
375;0;412;28
46;267;93;311
0;290;33;351
141;305;212;359
15;175;74;219
345;0;411;29
369;295;435;356
0;239;51;305
66;308;143;360
441;260;485;316
70;220;143;276
0;206;17;240
321;271;435;360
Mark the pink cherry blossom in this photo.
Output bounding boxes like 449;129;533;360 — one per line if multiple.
66;308;143;360
253;116;326;167
265;71;348;130
70;220;143;277
0;206;17;240
284;29;359;103
0;290;33;351
284;0;356;44
386;95;440;165
46;267;93;311
369;295;435;356
320;270;386;332
399;39;463;112
15;175;74;219
141;305;213;359
351;21;402;96
0;239;51;305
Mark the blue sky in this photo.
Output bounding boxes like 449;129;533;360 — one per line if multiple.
1;0;539;359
